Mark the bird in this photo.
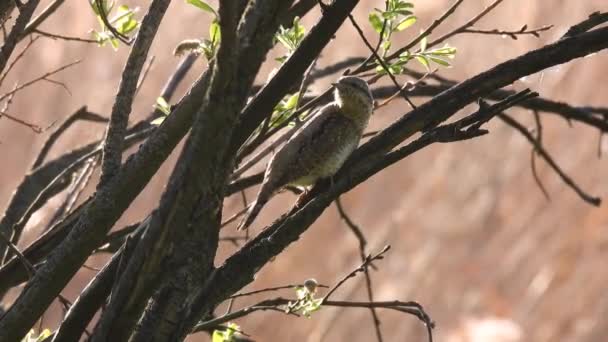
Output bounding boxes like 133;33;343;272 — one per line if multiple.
237;76;374;230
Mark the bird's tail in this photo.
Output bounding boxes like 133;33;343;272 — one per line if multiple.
237;186;272;231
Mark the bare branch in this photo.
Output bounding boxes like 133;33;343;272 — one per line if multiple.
0;0;40;74
499;113;601;206
32;107;107;169
461;24;553;40
99;0;170;185
0;110;44;132
22;0;66;36
0;59;82;103
427;0;505;48
33;29;97;43
0;232;35;278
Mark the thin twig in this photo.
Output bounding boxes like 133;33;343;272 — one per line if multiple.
32;106;107;168
375;69;437;110
530;110;550;200
0;232;35;278
22;0;66;36
45;155;100;231
135;56;155;96
0;59;82;103
229;283;329;299
322;245;390;302
376;0;465;68
0;0;40;74
461;24;553;40
335;197;383;342
0;110;44;132
427;0;505;48
34;29;97;43
499;113;601;206
94;0;132;45
0;35;40;87
335;197;367;261
348;14;416;109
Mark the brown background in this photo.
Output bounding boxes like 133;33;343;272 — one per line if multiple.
1;1;607;341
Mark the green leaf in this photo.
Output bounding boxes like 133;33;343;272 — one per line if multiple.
212;331;224;342
419;35;427;52
395;9;413;16
109;37;120;50
186;0;217;16
415;55;430;69
150;116;166;126
430;45;457;57
155;97;171;115
382;40;391;52
395;1;414;9
209;19;221;43
428;56;450;66
276;34;295;51
284;93;299;109
274;17;306;58
212;323;239;342
21;329;52;342
381;10;399;20
368;13;383;33
396;15;417;31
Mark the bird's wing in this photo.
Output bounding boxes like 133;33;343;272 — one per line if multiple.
237;105;360;230
268;104;361;187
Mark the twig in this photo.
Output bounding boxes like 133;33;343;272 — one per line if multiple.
0;232;35;278
22;0;66;36
193;297;432;340
322;245;390;302
0;0;40;74
99;0;170;185
499;113;601;206
375;69;437;110
427;0;505;48
461;24;553;40
323;300;434;335
0;59;82;103
43;77;72;95
0;35;39;87
32;106;107;168
33;29;97;43
218;235;248;247
530;110;550;200
335;197;383;341
335;197;367;261
348;14;416;109
229;283;329;299
0;110;44;132
372;0;465;69
562;11;608;39
45;155;100;231
135;56;155;96
220;205;251;228
193;298;298;333
94;0;132;45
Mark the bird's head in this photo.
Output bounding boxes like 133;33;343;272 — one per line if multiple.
332;76;374;125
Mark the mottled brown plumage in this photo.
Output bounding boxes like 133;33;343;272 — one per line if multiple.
237;76;373;230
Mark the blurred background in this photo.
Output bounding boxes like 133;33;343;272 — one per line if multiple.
1;0;607;341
